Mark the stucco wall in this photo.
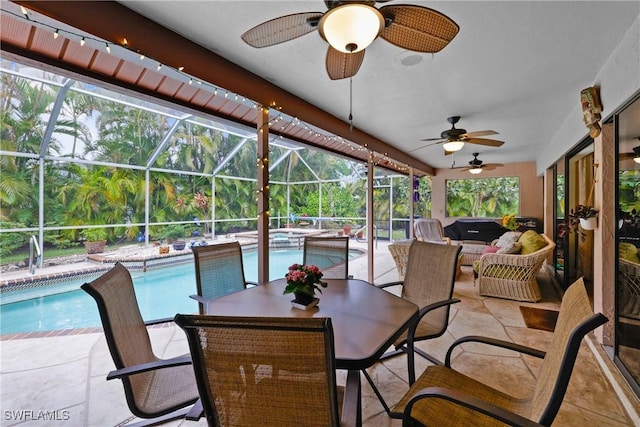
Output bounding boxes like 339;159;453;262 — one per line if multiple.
430;161;543;227
536;15;640;174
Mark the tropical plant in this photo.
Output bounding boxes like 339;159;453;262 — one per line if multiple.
446;177;520;218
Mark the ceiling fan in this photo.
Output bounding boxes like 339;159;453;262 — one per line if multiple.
620;139;640;163
419;116;504;155
241;1;459;80
454;153;503;174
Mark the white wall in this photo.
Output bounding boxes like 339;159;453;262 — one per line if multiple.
536;14;640;175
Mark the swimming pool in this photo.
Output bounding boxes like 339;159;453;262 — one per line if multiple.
0;249;357;335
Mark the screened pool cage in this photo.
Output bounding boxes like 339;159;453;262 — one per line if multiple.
0;59;432;267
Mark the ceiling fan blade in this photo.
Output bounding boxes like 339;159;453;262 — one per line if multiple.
620;152;636;160
326;46;365;80
378;5;459;52
482;163;504;171
464;130;498;138
419;137;445;142
241;13;323;48
463;137;505;147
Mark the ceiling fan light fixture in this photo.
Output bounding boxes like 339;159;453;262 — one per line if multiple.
442;140;465;152
633;156;640;164
319;3;384;53
469;167;483;174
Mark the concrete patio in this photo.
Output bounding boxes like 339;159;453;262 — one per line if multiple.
1;240;638;426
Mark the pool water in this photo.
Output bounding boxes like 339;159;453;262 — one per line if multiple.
0;249;318;335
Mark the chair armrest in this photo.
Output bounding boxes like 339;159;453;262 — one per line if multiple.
445;335;545;367
186;399;204;421
189;294;213;305
376;281;404;289
443;237;452;245
340;370;361;427
403;386;544;427
107;355;192;380
417;298;460;320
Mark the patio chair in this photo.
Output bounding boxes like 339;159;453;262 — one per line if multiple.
174;315;361;427
303;236;350;279
364;241;462;414
414;218;451;245
81;263;199;426
191;241;257;314
391;278;607;426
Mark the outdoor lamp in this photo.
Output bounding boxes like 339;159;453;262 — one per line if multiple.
442;140;465;152
318;3;384;53
469;167;483;174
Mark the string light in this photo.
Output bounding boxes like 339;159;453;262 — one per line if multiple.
7;6;411;175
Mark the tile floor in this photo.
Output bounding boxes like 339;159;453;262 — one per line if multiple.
1;241;639;426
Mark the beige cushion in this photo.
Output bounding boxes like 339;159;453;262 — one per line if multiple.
495;231;522;248
619;242;640;264
497;242;522;254
518;230;547;255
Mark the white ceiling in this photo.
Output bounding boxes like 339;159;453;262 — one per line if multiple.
116;1;638;170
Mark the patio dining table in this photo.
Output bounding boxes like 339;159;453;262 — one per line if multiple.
204;278;419;425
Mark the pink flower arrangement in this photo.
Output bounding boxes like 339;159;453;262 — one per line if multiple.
283;263;327;299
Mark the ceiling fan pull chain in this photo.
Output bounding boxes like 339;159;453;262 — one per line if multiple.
349;75;353;131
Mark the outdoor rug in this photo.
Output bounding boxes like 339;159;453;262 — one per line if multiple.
520;306;559;332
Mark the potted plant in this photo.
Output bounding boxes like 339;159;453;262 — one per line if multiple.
501;214;520;231
82;228;108;254
283;263;327;309
161;224;187;250
568;205;598;231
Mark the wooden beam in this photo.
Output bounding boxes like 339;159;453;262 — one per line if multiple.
14;0;434;175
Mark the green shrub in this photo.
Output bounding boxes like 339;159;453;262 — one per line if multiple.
0;223;30;258
160;224;188;240
82;228;108;241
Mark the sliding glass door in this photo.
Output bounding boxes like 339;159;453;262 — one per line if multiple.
615;93;640;397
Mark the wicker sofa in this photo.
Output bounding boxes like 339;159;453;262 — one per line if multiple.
476;233;555;302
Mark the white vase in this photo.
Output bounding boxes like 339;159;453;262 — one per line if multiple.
579;217;597;230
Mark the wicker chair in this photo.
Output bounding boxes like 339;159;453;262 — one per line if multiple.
174;315;360;427
191;241;257;314
619;258;640;319
364;241;462;414
303;236;350;279
390;278;607;426
477;233;555;302
388;240;413;281
81;263;199;426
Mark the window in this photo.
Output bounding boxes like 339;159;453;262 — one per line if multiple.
445;177;520;217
